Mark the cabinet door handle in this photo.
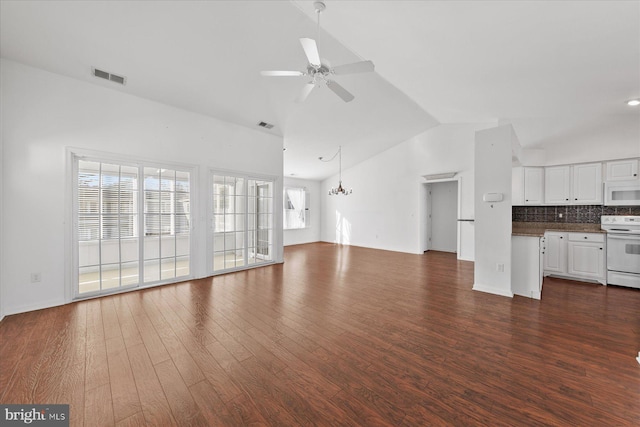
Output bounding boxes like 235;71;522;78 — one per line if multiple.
584;236;588;239
560;236;563;239
566;198;569;201
575;198;578;200
599;247;603;250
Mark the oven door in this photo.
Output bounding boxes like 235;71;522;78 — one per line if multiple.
607;233;640;274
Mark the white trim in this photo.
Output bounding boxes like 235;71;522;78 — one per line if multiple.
4;297;67;317
67;146;196;172
209;168;279;275
421;175;464;258
68;148;197;300
472;283;514;298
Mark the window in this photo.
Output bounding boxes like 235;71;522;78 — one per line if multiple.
283;187;307;230
212;173;274;272
75;158;191;297
143;168;190;236
78;162;138;241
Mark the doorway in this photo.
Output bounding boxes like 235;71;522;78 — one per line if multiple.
427;180;458;253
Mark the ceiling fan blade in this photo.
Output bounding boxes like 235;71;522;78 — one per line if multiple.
300;38;321;68
296;83;316;103
332;60;375;75
326;80;355;103
260;70;305;77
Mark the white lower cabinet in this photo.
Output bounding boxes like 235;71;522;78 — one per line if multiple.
512;236;544;299
543;232;606;285
567;233;606;284
543;232;567;274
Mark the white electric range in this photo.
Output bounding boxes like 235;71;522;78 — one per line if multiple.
601;216;640;289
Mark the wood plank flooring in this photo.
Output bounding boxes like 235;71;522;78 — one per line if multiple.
1;242;639;426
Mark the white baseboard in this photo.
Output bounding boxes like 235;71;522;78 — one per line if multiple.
472;283;514;298
4;297;67;316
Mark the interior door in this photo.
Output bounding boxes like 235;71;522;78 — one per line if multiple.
429;181;458;253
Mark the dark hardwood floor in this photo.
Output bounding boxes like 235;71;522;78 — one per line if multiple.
1;242;639;426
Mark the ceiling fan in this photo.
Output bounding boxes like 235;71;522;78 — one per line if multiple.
260;1;375;103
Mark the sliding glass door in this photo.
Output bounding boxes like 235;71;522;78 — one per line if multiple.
75;157;191;297
212;173;274;273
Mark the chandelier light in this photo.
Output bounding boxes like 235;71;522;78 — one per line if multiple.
320;146;352;196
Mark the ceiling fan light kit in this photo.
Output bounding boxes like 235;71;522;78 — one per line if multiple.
260;1;374;103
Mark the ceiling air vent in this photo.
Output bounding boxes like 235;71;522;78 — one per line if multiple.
257;121;274;130
92;67;127;85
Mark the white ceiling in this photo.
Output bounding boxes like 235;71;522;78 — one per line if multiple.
2;1;639;180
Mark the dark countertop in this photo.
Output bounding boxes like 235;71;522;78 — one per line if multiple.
512;222;605;237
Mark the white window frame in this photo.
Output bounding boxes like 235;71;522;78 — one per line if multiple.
69;148;197;300
283;186;309;230
209;169;277;275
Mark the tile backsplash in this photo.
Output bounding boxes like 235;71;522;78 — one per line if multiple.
512;205;640;224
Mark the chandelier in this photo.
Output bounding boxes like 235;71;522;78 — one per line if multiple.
320;146;352;196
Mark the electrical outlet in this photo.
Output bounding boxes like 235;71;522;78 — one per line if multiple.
31;273;41;283
559;213;563;218
496;263;504;272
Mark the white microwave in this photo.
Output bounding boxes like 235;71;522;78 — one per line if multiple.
604;180;640;206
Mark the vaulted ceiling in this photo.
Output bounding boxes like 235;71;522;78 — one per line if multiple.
2;1;638;179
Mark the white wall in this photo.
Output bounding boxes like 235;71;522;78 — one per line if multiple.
542;140;640;166
473;125;515;298
283;177;321;246
320;123;494;257
0;72;4;321
0;59;284;315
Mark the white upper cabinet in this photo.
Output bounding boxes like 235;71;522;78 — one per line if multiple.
512;167;544;206
605;159;639;181
572;163;602;204
544;163;602;205
545;166;571;204
522;158;635;206
523;167;544;205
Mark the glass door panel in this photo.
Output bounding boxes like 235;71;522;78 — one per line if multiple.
77;160;140;295
212;174;273;273
76;159;190;297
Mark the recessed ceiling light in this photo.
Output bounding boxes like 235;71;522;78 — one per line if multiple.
627;99;640;106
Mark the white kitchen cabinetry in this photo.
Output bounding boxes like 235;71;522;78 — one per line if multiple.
544;163;602;205
605;159;639;181
543;232;567;275
567;233;606;285
512;167;544;206
512;236;544;299
572;163;602;204
545;166;571;204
